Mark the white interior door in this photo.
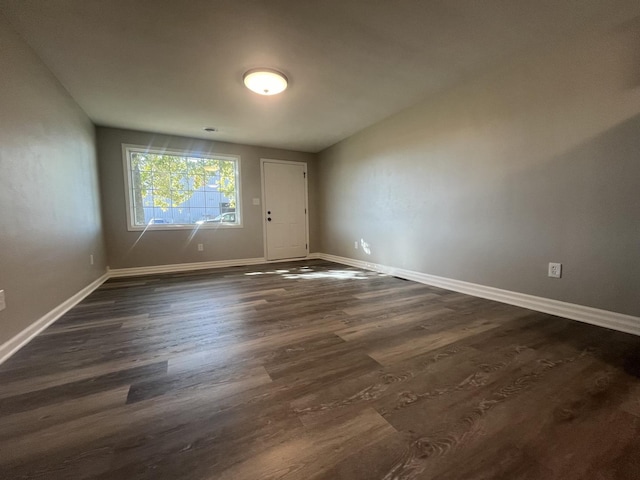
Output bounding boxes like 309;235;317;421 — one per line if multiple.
262;160;308;260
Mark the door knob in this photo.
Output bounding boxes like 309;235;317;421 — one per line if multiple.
267;217;272;222
267;211;271;214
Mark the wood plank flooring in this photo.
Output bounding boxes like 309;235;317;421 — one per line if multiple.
1;259;640;479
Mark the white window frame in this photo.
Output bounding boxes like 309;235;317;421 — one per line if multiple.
122;144;243;231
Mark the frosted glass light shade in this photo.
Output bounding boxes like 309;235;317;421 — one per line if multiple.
243;69;288;95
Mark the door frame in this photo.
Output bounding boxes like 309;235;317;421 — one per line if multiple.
260;158;309;262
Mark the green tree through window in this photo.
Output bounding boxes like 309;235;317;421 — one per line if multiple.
126;148;239;226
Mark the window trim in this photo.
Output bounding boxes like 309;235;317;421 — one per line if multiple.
121;144;243;231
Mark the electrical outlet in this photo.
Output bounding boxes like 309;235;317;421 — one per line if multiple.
90;254;94;265
548;262;562;278
0;290;5;311
197;243;204;252
354;241;359;249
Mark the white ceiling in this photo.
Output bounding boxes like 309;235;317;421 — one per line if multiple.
2;0;639;152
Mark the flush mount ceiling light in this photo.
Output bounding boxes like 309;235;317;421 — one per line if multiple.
243;68;288;95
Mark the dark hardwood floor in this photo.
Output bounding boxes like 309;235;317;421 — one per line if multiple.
1;260;640;479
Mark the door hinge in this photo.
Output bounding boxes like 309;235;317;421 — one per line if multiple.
304;208;307;214
303;171;306;178
306;243;308;250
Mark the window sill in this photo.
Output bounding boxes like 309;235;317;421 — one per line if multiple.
127;223;244;232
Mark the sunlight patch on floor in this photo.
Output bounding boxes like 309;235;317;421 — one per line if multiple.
243;266;379;280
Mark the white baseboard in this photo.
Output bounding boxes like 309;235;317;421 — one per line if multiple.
316;253;640;336
107;257;268;278
107;255;324;278
5;252;637;366
0;273;109;365
1;255;322;364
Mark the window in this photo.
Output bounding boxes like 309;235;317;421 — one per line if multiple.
122;145;241;230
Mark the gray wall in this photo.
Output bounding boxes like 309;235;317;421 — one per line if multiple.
318;22;640;317
0;16;107;345
97;127;318;269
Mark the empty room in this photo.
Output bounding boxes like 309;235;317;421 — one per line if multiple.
1;1;640;478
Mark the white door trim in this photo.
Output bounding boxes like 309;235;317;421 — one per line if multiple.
260;158;309;261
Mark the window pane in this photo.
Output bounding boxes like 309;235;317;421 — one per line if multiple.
170;190;191;208
204;191;220;206
133;208;146;225
189;175;206;190
126;149;240;228
149;209;166;224
190;207;206;223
